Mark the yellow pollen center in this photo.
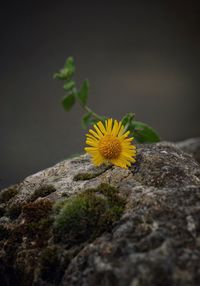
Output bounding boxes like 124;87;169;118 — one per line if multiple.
99;135;121;159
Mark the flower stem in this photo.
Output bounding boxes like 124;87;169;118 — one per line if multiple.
83;105;103;121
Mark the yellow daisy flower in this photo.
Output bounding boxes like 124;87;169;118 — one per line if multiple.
85;118;136;169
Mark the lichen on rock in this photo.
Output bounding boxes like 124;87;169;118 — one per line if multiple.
0;140;200;286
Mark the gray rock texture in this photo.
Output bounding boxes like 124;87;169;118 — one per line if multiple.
0;140;200;286
176;137;200;164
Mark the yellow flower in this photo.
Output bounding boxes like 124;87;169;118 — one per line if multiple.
85;118;136;169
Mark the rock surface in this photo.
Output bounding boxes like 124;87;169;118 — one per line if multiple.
0;140;200;286
176;137;200;164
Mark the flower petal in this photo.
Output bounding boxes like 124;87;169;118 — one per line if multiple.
85;118;136;169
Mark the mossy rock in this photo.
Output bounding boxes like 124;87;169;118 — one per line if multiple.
0;186;18;204
39;246;60;282
22;200;54;247
30;185;56;202
22;199;53;223
6;204;22;219
53;183;125;246
0;224;10;240
0;142;200;286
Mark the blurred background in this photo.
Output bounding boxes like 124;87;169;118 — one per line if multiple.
1;0;200;188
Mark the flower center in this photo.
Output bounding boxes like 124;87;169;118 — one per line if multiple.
99;135;121;159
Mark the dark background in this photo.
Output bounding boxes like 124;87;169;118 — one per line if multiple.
1;0;200;189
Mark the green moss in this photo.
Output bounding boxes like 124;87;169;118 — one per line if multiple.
53;197;69;212
30;185;56;202
96;183;120;197
53;183;125;245
0;186;18;203
61;192;70;198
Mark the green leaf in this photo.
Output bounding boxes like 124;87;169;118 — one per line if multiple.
64;57;75;76
77;80;89;106
81;112;93;129
53;69;70;80
130;121;160;143
53;57;75;81
89;117;101;126
63;81;75;91
64;57;75;74
62;94;76;111
81;114;107;129
121;112;135;128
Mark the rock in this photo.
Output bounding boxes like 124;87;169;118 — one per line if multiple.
176;137;200;164
0;140;200;286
